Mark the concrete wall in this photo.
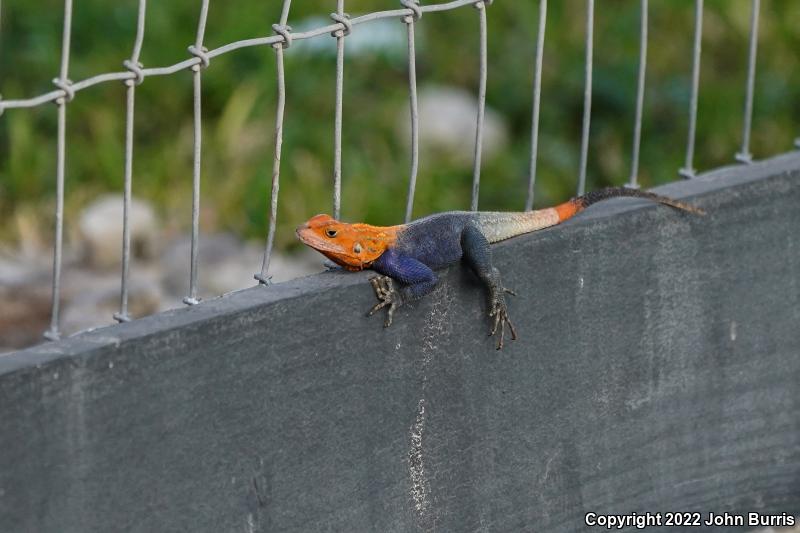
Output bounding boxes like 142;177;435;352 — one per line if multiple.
1;153;799;532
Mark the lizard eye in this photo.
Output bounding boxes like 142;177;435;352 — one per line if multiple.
325;228;338;238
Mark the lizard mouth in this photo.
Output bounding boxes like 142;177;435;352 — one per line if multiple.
295;225;345;255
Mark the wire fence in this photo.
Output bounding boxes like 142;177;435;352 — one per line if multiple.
0;0;791;343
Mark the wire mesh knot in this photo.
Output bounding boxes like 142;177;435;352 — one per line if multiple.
330;13;352;37
254;273;273;286
123;60;145;86
272;24;293;49
113;312;131;323
473;0;493;9
52;78;75;104
0;95;4;118
188;45;210;71
400;0;422;23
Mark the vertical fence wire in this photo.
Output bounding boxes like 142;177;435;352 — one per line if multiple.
44;0;74;341
735;0;760;164
525;0;546;211
114;0;148;323
184;0;210;306
255;1;293;285
627;0;648;189
679;0;703;179
0;1;3;125
401;0;421;223
0;0;3;120
576;0;594;197
470;0;490;211
331;0;349;220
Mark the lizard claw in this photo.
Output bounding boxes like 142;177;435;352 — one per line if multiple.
488;287;518;350
367;276;402;328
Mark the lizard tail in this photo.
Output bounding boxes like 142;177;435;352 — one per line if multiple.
554;186;706;222
476;186;704;243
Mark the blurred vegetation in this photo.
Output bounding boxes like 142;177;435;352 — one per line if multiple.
0;0;798;252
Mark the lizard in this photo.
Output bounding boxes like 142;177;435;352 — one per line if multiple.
296;187;705;349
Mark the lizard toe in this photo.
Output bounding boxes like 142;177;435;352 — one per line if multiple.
367;299;389;316
489;299;518;350
384;302;398;328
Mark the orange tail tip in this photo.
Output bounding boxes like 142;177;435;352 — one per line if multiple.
554;199;582;222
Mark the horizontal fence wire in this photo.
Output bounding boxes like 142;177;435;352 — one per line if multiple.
0;1;788;343
0;0;489;111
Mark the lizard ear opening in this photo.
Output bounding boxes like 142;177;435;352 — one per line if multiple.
353;242;362;254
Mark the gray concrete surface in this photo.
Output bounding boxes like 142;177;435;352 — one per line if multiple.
1;153;799;532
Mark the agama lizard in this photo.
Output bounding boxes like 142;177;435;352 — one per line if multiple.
297;187;704;349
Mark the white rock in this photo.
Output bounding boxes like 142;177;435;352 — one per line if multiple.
402;85;509;166
160;234;322;300
61;272;163;334
78;195;158;269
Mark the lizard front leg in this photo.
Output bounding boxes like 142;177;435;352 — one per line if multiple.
368;248;438;327
367;276;402;327
461;223;518;350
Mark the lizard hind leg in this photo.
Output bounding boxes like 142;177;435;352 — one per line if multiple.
461;224;518;350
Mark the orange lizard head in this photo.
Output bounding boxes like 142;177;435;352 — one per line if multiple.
296;214;399;271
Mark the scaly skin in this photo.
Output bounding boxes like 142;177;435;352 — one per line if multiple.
296;187;704;349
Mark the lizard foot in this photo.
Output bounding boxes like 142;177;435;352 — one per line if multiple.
367;276;403;328
489;288;518;350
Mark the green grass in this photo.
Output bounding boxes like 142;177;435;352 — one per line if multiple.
1;0;798;251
